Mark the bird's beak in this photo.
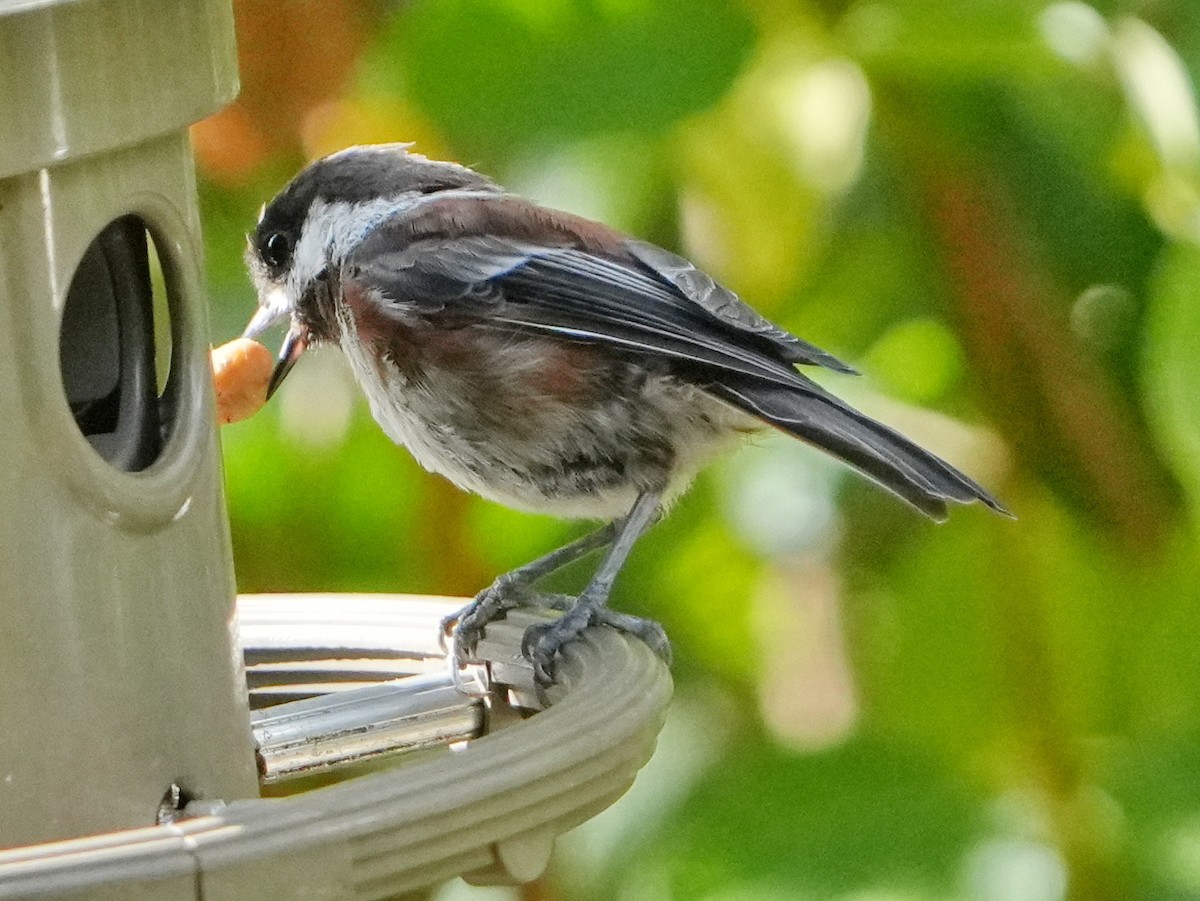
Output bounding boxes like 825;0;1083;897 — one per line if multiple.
242;304;283;342
242;300;307;401
266;325;307;400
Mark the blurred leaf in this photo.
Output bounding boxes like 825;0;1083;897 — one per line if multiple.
224;404;432;593
1107;729;1200;899
849;485;1200;760
1144;242;1200;520
376;0;756;157
675;26;872;311
463;504;563;572
863;316;965;404
845;510;1008;759
301;95;452;162
794;175;945;360
630;736;985;898
841;0;1053;80
502;134;675;238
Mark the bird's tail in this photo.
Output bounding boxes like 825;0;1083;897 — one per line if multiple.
707;376;1009;521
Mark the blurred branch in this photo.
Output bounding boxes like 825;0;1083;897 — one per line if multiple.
880;96;1180;553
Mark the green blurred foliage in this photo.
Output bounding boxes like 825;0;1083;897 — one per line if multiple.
374;0;756;151
200;0;1200;898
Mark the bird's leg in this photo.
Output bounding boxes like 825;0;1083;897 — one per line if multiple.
446;521;618;658
522;491;669;684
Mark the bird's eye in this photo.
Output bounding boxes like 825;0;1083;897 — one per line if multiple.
261;231;293;270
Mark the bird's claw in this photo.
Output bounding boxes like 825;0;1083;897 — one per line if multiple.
592;608;672;664
521;619;573;686
521;603;671;686
443;573;534;663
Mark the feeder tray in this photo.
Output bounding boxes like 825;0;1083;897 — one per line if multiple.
0;597;672;899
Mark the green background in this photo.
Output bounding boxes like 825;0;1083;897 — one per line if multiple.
198;1;1200;898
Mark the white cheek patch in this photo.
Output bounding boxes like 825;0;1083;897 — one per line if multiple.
263;284;290;317
287;195;420;296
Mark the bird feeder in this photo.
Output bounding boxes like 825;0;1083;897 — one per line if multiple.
0;0;672;898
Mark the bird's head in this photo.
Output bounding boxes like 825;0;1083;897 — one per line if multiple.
242;143;499;397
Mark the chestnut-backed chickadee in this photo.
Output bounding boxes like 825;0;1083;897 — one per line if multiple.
243;144;1007;683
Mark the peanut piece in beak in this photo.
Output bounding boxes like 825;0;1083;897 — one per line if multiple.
211;337;274;425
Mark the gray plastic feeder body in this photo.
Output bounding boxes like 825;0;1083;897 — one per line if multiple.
0;0;257;848
0;1;673;897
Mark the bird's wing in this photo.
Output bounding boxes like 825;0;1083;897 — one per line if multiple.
622;239;855;373
348;230;838;390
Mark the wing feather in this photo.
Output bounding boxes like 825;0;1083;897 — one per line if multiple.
624;240;857;373
350;236;824;389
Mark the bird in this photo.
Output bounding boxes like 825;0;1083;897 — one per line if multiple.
242;143;1008;684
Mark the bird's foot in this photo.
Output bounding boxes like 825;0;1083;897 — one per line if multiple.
521;598;671;686
443;574;562;667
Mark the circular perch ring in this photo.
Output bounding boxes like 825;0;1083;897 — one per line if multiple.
0;594;673;900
